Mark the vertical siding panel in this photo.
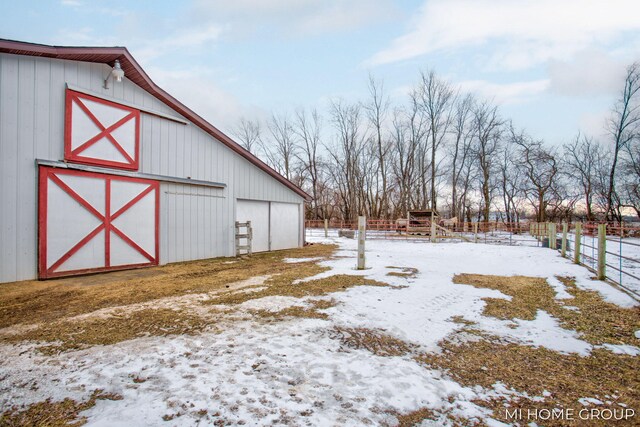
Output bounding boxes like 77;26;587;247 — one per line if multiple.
49;59;65;160
168;123;177;177
160;119;168;175
0;55;19;281
16;57;36;280
34;58;51;160
77;62;91;89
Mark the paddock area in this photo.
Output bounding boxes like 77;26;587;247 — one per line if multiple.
0;236;638;426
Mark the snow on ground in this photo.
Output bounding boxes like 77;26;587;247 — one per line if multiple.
0;236;638;426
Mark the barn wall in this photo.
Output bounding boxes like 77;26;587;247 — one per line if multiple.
0;53;303;283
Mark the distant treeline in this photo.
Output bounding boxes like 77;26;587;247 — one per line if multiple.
232;63;640;223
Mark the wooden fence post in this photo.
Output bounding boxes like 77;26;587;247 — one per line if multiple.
430;219;437;243
597;224;606;280
574;223;582;264
357;216;366;270
548;222;556;249
561;222;567;257
324;218;328;238
473;222;478;243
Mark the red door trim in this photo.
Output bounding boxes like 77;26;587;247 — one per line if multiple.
38;167;159;279
64;89;141;171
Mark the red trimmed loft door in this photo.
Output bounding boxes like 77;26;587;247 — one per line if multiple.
64;89;140;170
38;167;159;279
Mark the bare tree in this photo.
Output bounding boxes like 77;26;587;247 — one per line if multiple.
563;134;608;221
512;127;559;222
418;70;455;214
471;100;503;222
606;62;640;221
264;114;297;180
499;137;526;228
232;117;262;154
293;108;324;219
364;74;392;218
448;93;474;219
620;138;640;218
328;99;368;220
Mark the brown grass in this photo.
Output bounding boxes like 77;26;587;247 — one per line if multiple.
385;266;419;279
388;408;439;427
1;308;211;354
209;274;389;306
453;273;553;321
252;299;338;320
453;274;640;345
0;390;122;427
0;244;337;329
418;274;640;426
418;336;640;426
329;327;417;357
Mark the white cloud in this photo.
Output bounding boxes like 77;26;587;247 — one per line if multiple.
146;66;264;134
578;110;611;140
457;79;550;105
131;25;224;63
367;0;640;69
548;50;627;97
190;0;396;37
60;0;82;6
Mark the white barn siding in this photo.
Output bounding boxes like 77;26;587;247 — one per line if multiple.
0;53;304;283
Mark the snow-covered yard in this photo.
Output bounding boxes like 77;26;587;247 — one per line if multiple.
1;237;638;426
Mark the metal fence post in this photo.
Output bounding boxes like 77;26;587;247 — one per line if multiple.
597;224;606;280
574;223;582;264
561;222;567;257
357;215;366;270
324;218;328;238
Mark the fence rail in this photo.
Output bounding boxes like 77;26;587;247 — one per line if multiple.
305;219;640;299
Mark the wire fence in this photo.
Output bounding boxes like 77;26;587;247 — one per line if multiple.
305;219;541;246
305;219;640;298
564;223;640;298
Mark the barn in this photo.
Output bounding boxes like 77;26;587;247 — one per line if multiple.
0;39;310;283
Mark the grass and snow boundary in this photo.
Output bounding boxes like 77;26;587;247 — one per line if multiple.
0;236;638;426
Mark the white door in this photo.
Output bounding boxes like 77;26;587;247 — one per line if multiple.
236;200;270;252
270;202;300;250
39;167;159;279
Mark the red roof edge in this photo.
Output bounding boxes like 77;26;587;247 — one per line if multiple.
0;39;312;201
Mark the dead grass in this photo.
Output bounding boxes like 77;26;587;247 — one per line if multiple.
329;327;417;357
453;273;554;321
1;308;212;354
418;336;640;426
452;273;640;346
385;266;419;279
252;299;338;320
387;407;439;427
0;389;122;427
209;274;389;306
420;273;640;426
554;276;640;346
0;244;337;329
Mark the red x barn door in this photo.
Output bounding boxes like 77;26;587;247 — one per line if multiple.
65;89;140;170
38;167;159;279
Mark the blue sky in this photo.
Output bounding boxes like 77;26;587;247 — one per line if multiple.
2;0;640;145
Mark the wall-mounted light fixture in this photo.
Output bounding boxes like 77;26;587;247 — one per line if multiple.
103;59;125;89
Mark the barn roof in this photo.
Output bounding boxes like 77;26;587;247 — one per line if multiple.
0;39;312;201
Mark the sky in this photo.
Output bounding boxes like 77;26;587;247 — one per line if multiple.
1;0;640;146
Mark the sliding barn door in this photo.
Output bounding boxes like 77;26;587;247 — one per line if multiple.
38;167;159;279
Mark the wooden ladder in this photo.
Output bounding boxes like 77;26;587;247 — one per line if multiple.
235;221;253;256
